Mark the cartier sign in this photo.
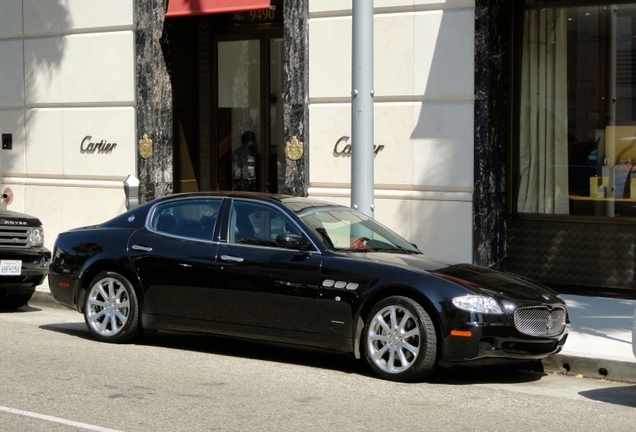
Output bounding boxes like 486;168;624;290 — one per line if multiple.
333;136;384;157
80;136;117;154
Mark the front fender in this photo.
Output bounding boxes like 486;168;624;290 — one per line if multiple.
351;281;458;361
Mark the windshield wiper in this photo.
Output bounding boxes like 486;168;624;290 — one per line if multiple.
374;246;420;254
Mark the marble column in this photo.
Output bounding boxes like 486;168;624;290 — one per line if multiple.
473;0;510;269
135;0;174;203
283;0;309;196
198;20;211;191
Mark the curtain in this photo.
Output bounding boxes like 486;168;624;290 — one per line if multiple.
517;8;569;214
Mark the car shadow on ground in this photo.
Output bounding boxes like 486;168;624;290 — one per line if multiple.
579;386;636;408
38;321;547;385
39;321;88;335
429;363;546;385
0;304;42;313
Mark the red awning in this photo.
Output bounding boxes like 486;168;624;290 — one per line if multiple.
166;0;271;17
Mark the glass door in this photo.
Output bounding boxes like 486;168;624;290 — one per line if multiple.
215;36;284;193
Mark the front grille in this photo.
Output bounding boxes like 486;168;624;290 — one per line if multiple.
514;306;566;337
0;225;29;248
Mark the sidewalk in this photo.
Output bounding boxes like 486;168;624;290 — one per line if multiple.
30;286;636;383
542;294;636;383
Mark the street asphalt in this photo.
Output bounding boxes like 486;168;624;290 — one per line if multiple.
30;285;636;384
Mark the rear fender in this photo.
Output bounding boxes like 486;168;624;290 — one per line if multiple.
76;259;143;314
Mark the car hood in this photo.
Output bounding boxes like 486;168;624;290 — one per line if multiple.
356;252;562;304
0;209;43;227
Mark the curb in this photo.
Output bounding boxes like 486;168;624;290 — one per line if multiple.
542;353;636;384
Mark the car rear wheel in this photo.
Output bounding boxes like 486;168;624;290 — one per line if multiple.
363;296;437;382
84;271;139;343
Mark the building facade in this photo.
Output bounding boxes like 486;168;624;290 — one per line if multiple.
1;0;635;294
0;0;137;239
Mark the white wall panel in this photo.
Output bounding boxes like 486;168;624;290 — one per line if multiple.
358;197;473;263
0;40;25;106
25;32;135;106
413;9;474;96
374;104;416;185
374;14;414;97
59;186;126;232
309;1;351;14
62;107;136;179
308;18;351;99
25;108;64;176
310;104;417;186
24;0;133;35
411;101;474;188
23;37;64;104
61;32;135;104
0;110;26;175
0;0;23;38
309;104;351;185
408;199;472;262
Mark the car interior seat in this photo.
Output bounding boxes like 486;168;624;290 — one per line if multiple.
156;213;178;234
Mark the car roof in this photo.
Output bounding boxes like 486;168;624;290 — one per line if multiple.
149;192;340;211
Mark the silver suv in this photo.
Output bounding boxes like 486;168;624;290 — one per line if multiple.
0;209;51;309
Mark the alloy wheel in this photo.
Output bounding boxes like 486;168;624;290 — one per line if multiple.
366;304;421;374
86;276;131;337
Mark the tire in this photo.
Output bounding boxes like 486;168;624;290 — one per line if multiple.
363;296;437;382
84;271;139;343
0;292;34;310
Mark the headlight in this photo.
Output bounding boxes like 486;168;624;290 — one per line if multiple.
452;295;503;315
28;227;44;247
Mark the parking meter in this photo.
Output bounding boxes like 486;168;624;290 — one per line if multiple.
123;174;140;210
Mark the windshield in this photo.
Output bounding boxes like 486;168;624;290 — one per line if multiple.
296;205;420;253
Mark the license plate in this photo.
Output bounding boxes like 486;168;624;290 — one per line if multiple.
0;260;22;275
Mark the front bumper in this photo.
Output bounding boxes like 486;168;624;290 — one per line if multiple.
439;307;570;366
440;330;569;367
0;247;51;294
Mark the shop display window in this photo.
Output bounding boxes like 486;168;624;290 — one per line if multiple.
517;2;636;217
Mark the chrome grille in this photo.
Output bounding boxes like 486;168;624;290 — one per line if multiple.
514;306;566;337
0;225;29;248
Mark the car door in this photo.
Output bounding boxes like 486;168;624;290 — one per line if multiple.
213;199;322;333
128;197;223;320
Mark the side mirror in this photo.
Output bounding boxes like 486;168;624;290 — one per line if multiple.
275;234;310;250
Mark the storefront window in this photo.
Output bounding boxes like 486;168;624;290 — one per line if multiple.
517;2;636;217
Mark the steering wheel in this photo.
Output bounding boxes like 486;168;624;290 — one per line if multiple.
350;236;373;251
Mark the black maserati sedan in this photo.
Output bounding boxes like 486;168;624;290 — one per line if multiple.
48;192;569;382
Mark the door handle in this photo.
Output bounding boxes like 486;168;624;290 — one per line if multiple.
221;255;244;263
132;245;153;252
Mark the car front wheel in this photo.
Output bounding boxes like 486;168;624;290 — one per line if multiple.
84;271;139;343
363;296;437;382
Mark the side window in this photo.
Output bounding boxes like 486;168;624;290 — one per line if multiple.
229;201;300;246
151;199;222;240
